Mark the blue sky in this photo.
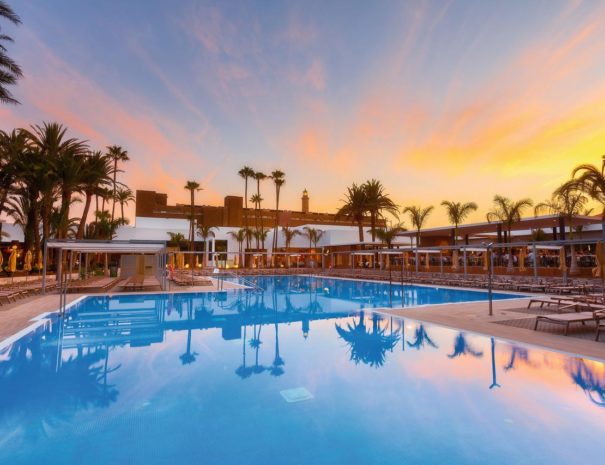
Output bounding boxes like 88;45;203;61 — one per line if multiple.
3;0;605;224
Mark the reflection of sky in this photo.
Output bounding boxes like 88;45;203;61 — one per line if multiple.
0;278;604;464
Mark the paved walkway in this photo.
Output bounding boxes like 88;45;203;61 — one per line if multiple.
378;297;605;361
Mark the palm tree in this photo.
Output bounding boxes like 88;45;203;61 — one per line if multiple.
0;2;22;105
486;195;533;272
364;179;399;242
302;227;325;249
254;229;269;250
115;186;135;221
106;145;129;222
563;156;605;244
76;151;113;239
0;129;29;236
196;223;216;267
167;232;187;249
250;193;263;248
536;184;588;273
281;226;300;249
26;122;88;240
253;171;267;234
402;205;434;247
86;210;127;240
337;183;368;242
228;228;247;266
375;224;405;248
271;170;285;250
440;201;478;245
238;166;255;249
184;181;202;262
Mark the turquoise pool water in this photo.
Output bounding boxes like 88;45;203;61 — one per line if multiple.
0;276;603;464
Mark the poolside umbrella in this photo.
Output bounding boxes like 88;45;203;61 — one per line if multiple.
558;247;567;272
451;249;459;271
594;243;605;278
177;253;185;269
7;247;17;273
0;250;3;268
23;250;32;272
519;247;526;272
36;250;43;270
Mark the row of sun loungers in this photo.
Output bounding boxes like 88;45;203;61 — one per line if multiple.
319;270;603;295
171;272;214;287
0;279;58;305
120;276;161;292
67;277;121;293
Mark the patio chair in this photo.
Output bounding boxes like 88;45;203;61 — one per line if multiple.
534;309;605;336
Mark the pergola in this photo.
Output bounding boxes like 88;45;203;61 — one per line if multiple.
43;239;168;294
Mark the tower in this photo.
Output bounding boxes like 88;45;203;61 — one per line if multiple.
302;189;309;213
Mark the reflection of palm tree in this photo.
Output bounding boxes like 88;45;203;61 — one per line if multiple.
335;311;400;367
448;332;483;358
235;325;253;379
179;300;198;365
503;346;532;371
406;324;438;350
249;324;265;374
567;359;605;406
270;321;285;376
489;338;501;390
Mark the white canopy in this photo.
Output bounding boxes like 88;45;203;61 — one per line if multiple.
46;240;167;254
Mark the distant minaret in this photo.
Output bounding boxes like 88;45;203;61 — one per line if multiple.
302;189;309;213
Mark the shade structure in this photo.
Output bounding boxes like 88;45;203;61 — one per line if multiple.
46;239;167;254
8;247;17;273
36;250;43;269
23;250;32;271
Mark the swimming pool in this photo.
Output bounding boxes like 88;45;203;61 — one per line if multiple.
0;276;602;464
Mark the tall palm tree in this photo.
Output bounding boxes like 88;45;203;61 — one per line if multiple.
106;145;129;222
238;166;255;249
402;205;434;247
364;179;399;242
250;193;263;248
228;228;247;266
25;122;87;240
196;223;216;267
440;201;478;245
0;129;29;236
302;227;325;249
536;184;588;273
184;181;202;260
254;229;269;250
253;171;267;234
0;1;22;105
486;195;533;272
115;186;135;221
271;170;285;250
337;183;368;242
76;151;113;239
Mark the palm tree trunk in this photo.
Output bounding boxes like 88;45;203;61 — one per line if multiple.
244;178;249;249
121;201;125;221
507;228;514;273
357;219;364;242
273;188;280;250
0;190;8;236
111;160;117;222
370;212;376;242
77;192;93;239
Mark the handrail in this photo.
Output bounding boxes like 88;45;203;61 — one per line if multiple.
220;271;263;291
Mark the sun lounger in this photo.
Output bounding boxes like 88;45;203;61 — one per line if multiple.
534;309;605;336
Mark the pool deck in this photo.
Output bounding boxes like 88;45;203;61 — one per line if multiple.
378;297;605;361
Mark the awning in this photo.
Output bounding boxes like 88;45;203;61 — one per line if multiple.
46;240;167;254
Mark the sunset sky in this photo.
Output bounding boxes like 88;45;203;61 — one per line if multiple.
2;0;605;226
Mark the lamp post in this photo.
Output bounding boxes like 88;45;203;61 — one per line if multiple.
483;242;494;317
